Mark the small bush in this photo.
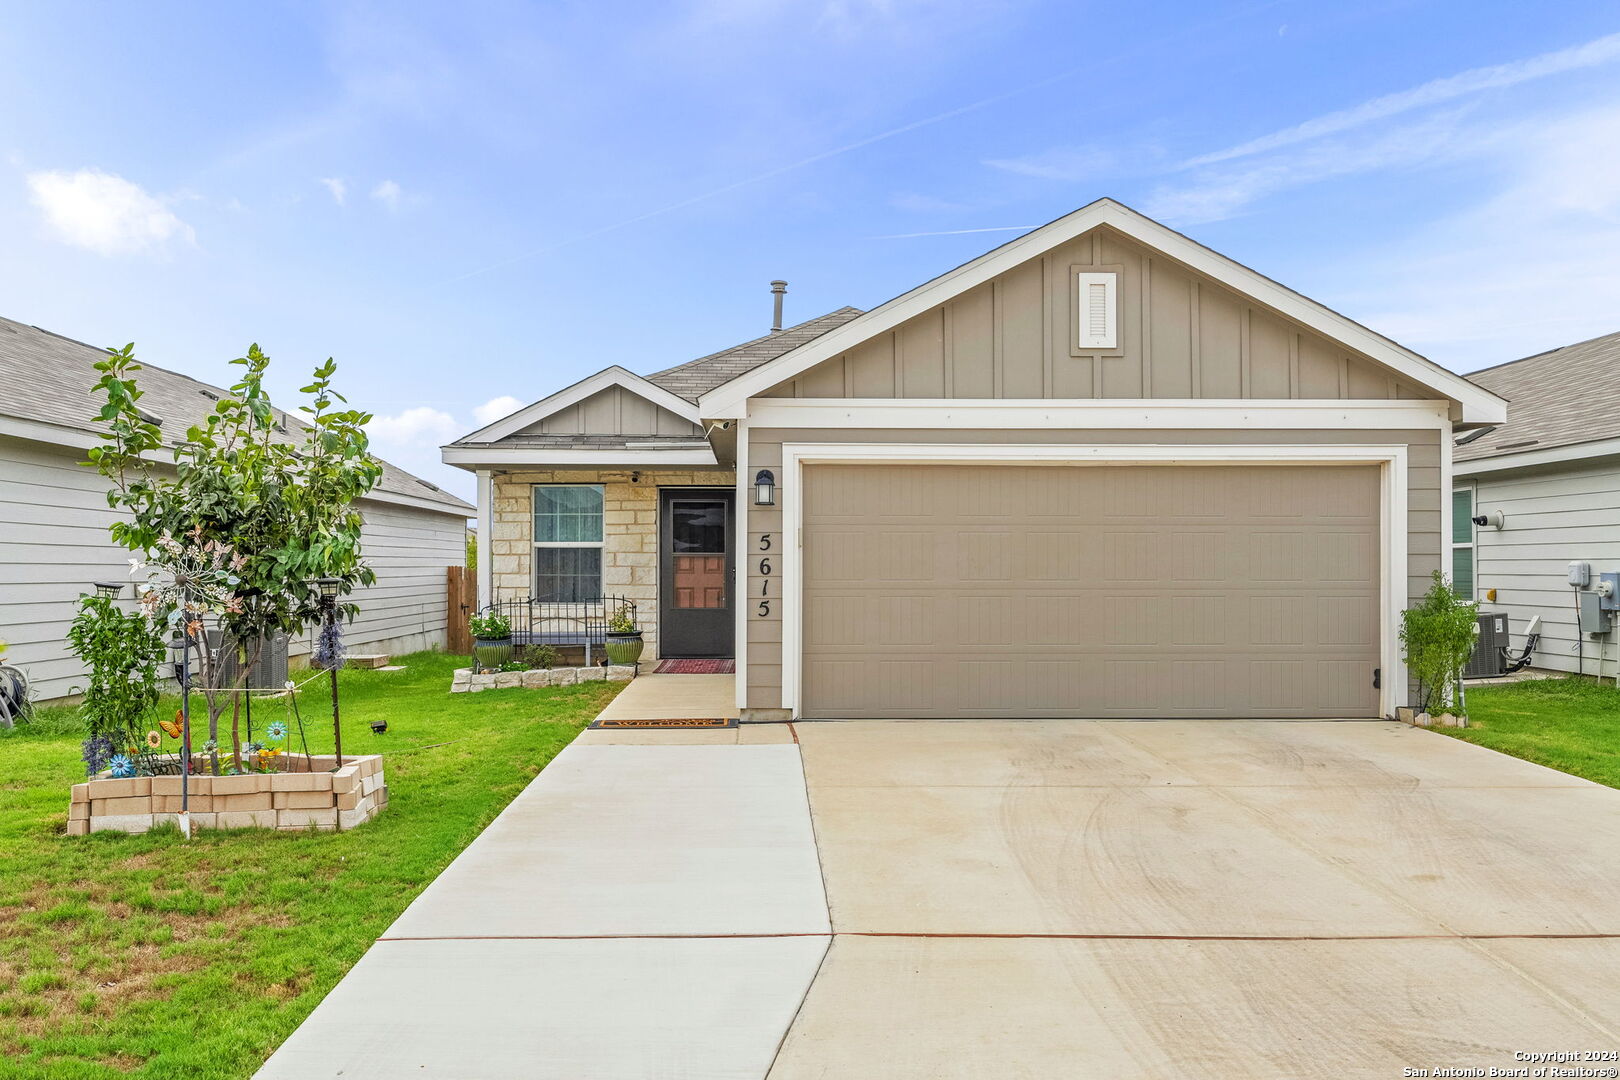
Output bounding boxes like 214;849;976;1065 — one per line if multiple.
1400;571;1479;715
526;644;560;670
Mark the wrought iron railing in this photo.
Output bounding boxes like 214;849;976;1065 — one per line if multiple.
477;596;636;666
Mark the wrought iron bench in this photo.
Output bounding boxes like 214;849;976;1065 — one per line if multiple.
476;596;635;667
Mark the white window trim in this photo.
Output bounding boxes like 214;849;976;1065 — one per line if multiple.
531;483;606;601
778;442;1409;720
1451;482;1476;600
1075;271;1118;351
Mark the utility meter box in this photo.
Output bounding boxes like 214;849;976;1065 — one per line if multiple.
1601;572;1620;612
1580;591;1612;634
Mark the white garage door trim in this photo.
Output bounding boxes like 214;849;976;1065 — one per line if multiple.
780;443;1409;719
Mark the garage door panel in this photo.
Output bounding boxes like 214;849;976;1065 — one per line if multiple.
800;464;1381;719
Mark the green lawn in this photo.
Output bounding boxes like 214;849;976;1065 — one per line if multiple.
1447;675;1620;789
0;652;617;1079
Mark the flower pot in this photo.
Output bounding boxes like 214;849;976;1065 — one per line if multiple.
472;635;513;672
603;631;644;667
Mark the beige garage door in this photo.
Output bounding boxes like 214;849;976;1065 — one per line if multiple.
800;463;1381;719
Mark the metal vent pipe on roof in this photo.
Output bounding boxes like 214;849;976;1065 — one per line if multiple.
770;280;787;332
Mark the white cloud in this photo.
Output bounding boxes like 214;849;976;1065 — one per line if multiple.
473;395;524;425
367;406;460;448
26;168;194;256
370;179;403;210
1183;31;1620;168
984;145;1121;182
1335;103;1620;370
319;177;348;204
1141;109;1472;226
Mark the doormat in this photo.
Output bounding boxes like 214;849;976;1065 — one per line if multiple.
589;716;738;729
653;659;736;675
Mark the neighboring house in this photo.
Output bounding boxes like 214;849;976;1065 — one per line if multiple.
444;198;1505;721
1454;329;1620;676
0;315;475;701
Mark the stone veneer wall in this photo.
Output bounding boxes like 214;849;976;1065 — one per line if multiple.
65;754;386;835
490;468;736;661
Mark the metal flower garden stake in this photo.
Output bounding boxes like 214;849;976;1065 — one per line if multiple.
314;577;346;767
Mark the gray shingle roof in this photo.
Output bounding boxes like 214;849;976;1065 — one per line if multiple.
645;307;864;402
0;314;473;513
1457;329;1620;463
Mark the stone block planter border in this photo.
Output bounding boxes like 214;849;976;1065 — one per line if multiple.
451;665;635;693
66;753;387;836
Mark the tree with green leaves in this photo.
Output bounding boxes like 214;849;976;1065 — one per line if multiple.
85;343;383;771
1399;570;1480;716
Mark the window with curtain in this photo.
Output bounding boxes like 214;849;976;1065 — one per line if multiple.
1451;487;1475;599
532;485;604;602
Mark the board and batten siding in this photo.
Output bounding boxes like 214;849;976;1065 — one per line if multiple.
742;427;1442;714
1467;458;1620;676
767;226;1428;402
1;435;467;701
533;385;701;437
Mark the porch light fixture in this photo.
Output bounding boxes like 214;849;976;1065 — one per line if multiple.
754;469;776;506
91;581;125;599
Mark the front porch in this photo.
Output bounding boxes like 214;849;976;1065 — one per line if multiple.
484;467;737;665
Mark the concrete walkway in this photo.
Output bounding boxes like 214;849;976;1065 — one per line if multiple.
261;713;1620;1079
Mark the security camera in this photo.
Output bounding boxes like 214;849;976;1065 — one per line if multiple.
1471;510;1505;529
1470;514;1487;526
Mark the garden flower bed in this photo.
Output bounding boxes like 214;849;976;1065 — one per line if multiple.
66;753;386;835
451;665;635;693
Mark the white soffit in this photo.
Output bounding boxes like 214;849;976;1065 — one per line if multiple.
698;199;1507;425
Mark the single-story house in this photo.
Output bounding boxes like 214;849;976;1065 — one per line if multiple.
1454;329;1620;676
0;315;475;701
443;198;1506;721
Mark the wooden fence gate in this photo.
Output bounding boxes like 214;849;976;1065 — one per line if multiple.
446;566;476;655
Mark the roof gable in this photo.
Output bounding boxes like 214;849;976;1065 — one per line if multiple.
455;366;701;446
699;199;1507;424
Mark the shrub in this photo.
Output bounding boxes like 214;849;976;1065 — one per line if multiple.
607;605;636;634
1400;571;1479;715
526;644;560;670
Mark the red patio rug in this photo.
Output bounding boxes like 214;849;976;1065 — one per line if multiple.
653;659;736;674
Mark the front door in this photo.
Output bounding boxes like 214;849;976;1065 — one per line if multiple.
659;489;735;658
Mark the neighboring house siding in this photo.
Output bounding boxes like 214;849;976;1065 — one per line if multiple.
1468;458;1620;676
533;386;701;436
742;426;1442;712
0;436;141;698
771;227;1428;402
1;434;466;701
488;467;736;662
297;501;468;662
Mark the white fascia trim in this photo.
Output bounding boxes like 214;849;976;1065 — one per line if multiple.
441;447;719;467
1453;436;1620;476
476;470;494;608
746;398;1450;430
699;199;1507;424
778;442;1408;720
455;366;701;445
733;422;750;711
0;413;474;517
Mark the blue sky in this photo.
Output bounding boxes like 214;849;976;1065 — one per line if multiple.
5;1;1620;499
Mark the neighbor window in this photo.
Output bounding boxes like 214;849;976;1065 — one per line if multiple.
1451;487;1475;599
532;485;604;602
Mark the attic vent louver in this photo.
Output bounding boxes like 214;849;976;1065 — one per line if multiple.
1075;271;1117;351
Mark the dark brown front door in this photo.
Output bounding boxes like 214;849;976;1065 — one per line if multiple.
659;489;735;658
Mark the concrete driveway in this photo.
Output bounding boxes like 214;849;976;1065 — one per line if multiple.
260;716;1620;1079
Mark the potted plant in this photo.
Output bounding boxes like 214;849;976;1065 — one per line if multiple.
468;610;513;672
603;605;644;667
